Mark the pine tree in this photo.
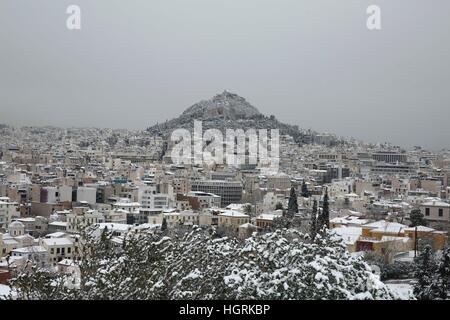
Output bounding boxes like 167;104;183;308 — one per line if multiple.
301;181;309;198
287;186;298;217
436;246;450;300
322;188;329;229
409;209;428;227
317;189;329;231
413;245;439;300
310;200;318;240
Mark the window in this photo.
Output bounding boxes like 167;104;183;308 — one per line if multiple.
439;209;443;217
68;247;71;254
57;248;60;254
51;248;54;254
425;208;430;216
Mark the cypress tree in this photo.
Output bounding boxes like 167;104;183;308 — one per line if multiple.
161;217;168;232
287;186;298;217
301;181;309;198
310;200;318;240
318;188;330;230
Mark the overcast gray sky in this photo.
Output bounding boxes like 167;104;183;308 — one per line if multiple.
1;0;449;150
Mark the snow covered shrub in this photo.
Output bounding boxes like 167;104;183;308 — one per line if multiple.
413;245;450;300
223;229;397;300
8;226;398;300
164;228;240;299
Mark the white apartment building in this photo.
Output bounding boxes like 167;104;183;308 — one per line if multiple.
421;200;450;222
218;210;250;232
112;199;141;212
40;237;74;266
66;209;105;233
76;187;97;205
40;186;72;203
138;185;170;211
0;197;19;229
103;209;127;224
162;210;200;227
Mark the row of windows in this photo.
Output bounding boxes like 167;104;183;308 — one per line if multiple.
425;208;444;217
219;218;249;225
50;247;72;255
167;215;198;221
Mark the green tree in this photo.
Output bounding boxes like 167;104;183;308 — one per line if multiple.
161;217;168;232
409;209;428;227
287;186;298;217
317;188;329;230
301;181;310;198
310;200;318;240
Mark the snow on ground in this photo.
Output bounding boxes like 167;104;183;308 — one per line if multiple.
0;284;10;300
384;279;415;300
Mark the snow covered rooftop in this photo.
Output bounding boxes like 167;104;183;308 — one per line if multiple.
113;202;141;207
330;215;369;225
42;238;73;246
15;217;36;223
97;223;132;232
45;231;68;238
219;210;249;218
225;203;250;210
381;236;411;243
422;200;450;207
364;221;407;234
12;246;47;253
58;258;76;266
332;226;362;245
403;226;435;232
0;284;11;300
256;214;277;221
49;221;68;227
218;210;249;218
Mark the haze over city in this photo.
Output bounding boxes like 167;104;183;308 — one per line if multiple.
1;0;449;150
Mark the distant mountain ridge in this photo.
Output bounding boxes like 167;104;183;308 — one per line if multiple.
147;91;342;146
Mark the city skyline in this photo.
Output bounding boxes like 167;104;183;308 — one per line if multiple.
1;0;450;150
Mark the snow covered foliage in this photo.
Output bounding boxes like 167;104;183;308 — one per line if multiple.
8;227;398;300
436;246;450;299
224;229;395;300
413;245;450;300
8;265;73;300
